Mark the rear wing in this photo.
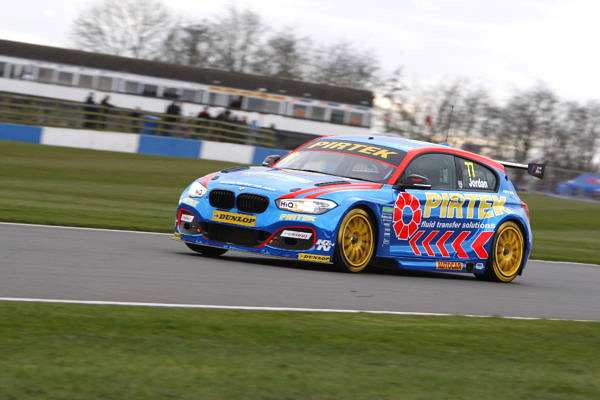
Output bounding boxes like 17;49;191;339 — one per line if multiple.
498;161;545;179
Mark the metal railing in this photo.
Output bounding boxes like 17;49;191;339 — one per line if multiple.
0;92;276;147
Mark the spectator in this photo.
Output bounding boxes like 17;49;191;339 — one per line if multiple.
164;101;181;136
216;109;231;122
83;92;97;128
198;106;211;119
129;107;141;133
195;106;211;133
100;95;113;129
248;119;259;144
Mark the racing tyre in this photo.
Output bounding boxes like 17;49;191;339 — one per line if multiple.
185;243;228;257
334;208;375;273
479;221;524;282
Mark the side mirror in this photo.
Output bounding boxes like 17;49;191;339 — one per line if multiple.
394;174;432;190
262;155;281;167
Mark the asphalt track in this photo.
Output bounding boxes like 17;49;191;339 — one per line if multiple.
1;222;598;321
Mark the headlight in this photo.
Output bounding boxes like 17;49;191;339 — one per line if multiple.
276;199;337;214
188;181;207;198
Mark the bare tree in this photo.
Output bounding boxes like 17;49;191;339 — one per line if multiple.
308;41;381;89
160;21;216;67
500;85;558;164
70;0;172;59
250;29;311;80
210;5;267;73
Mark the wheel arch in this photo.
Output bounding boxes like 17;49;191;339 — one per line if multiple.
343;201;380;248
494;216;529;275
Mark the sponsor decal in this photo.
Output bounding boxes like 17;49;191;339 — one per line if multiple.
280;230;313;240
476;262;485;270
424;192;510;219
208;85;287;101
212;210;256;227
180;214;194;223
279;214;316;222
300;140;404;165
382;206;394;213
409;230;494;259
173;232;181;240
468;178;489;189
436;261;463;271
315;239;334;251
182;197;198;207
393;192;422;239
298;253;331;263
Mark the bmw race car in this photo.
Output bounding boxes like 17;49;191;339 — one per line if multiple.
174;135;544;282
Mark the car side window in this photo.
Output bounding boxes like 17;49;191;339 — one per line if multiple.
457;157;497;191
402;153;457;190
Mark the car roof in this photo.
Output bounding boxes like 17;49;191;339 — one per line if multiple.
327;134;447;152
325;134;505;173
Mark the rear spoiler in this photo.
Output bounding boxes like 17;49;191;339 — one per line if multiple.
498;161;545;179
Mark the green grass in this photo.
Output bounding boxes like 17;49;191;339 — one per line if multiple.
521;194;600;264
0;140;236;232
0;302;598;400
0;141;598;263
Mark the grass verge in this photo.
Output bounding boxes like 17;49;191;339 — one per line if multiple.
0;141;598;263
520;193;600;264
1;302;599;400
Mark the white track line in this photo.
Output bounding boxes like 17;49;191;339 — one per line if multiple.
1;222;599;267
0;221;170;236
0;297;596;323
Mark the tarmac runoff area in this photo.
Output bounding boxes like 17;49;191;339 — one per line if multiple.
1;222;599;322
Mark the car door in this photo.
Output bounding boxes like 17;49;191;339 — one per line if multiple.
389;152;459;259
454;156;502;261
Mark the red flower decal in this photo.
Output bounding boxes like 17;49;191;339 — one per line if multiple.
393;193;422;240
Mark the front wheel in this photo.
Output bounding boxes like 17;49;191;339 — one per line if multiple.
334;208;376;272
185;243;228;257
479;221;524;282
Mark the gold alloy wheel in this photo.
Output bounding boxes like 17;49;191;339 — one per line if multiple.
491;221;524;282
337;209;375;272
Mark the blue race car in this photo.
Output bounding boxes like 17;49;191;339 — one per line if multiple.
174;135;544;282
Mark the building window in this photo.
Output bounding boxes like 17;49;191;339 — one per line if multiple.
142;84;158;96
264;100;279;114
78;74;94;89
330;109;345;124
0;62;5;77
124;80;139;94
182;89;197;102
38;68;54;83
163;87;179;99
247;97;264;112
98;76;113;91
208;92;227;106
311;106;325;121
57;71;73;85
349;112;363;125
293;104;307;118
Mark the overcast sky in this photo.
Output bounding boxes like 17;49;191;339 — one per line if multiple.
2;0;599;103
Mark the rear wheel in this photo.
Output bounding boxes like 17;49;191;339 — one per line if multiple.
334;208;375;272
185;243;228;257
479;221;524;282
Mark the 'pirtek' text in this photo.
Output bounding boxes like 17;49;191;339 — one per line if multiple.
424;193;511;219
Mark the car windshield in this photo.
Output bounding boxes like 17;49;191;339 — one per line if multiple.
276;150;399;183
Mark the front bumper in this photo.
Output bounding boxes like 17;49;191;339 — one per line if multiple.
174;197;339;263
